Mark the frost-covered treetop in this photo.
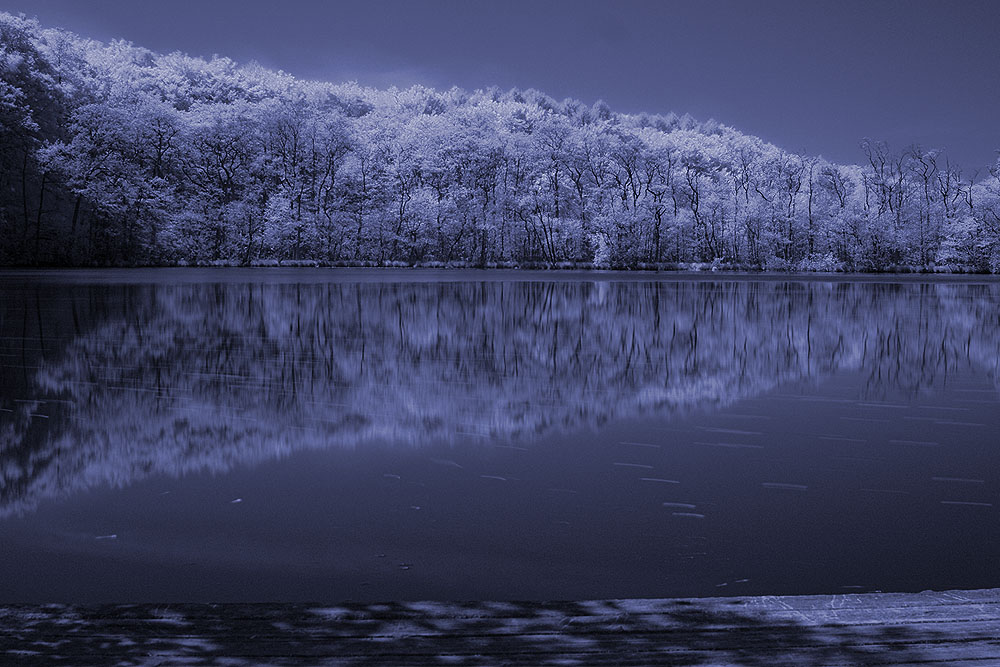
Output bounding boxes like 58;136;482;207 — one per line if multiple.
2;11;1000;271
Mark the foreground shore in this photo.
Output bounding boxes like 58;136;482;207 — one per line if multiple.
4;588;998;665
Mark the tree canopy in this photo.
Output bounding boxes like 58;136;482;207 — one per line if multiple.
2;12;999;271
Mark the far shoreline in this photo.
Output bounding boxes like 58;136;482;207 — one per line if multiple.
2;265;1000;285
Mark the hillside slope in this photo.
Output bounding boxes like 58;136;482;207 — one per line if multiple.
1;12;999;270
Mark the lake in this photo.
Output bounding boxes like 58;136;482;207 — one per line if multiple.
1;269;999;603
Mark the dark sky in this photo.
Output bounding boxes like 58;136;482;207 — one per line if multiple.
10;0;1000;172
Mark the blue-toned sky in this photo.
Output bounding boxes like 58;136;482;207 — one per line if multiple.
10;0;1000;172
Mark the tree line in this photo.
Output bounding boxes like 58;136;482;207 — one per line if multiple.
2;12;1000;270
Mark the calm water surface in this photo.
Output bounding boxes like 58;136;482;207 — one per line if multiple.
1;269;999;602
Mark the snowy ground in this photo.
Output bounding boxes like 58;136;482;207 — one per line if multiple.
3;588;998;665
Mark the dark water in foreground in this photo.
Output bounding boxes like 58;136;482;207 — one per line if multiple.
1;269;999;603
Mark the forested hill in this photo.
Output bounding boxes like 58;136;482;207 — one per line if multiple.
2;13;999;270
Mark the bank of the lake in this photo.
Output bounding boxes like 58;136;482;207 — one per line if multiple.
4;266;1000;285
4;588;999;664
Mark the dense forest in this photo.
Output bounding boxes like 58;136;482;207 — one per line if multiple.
2;12;1000;270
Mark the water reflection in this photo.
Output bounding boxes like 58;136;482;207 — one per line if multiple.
1;278;999;517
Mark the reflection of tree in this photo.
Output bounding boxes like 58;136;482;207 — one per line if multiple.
2;279;999;516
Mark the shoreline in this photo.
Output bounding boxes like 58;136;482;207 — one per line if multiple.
4;587;998;664
3;265;1000;285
